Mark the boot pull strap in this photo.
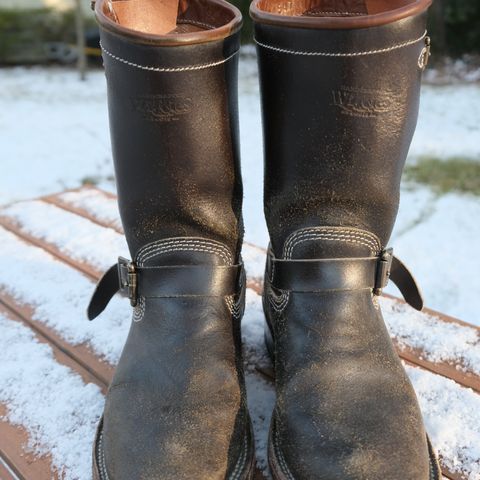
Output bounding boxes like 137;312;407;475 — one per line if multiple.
269;249;424;311
87;257;244;320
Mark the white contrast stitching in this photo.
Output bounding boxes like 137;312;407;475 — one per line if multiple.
99;431;110;480
140;246;232;266
229;433;248;480
286;234;379;258
274;424;295;480
137;240;230;260
177;19;215;30
225;295;242;319
304;11;365;16
137;238;233;265
283;227;381;259
100;42;239;72
255;30;427;57
268;288;290;313
133;296;146;322
283;227;381;257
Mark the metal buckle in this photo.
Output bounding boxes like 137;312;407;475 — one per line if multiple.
418;36;431;70
118;257;138;307
374;248;393;296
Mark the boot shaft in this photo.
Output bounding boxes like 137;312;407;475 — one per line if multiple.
96;0;243;261
252;0;431;256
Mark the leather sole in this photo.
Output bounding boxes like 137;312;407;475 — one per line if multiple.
92;416;257;480
264;323;442;480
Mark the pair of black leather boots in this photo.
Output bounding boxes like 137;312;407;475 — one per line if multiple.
88;0;441;478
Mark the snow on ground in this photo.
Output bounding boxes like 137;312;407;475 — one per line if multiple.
2;199;129;271
0;226;131;364
0;312;104;480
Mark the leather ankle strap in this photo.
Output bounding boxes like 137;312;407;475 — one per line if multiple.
87;257;244;320
268;249;423;311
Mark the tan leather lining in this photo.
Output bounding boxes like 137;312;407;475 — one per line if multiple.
96;0;242;44
251;0;432;28
110;0;180;35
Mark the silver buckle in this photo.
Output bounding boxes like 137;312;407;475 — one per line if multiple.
118;257;138;307
374;248;393;296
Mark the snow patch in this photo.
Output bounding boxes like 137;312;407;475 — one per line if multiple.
0;312;104;480
58;189;123;231
382;297;480;376
2;200;128;272
0;226;130;364
407;365;480;480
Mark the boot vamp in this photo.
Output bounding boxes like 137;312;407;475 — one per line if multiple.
273;289;430;480
102;296;248;480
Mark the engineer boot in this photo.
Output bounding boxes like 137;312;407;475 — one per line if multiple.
88;0;255;478
251;0;441;478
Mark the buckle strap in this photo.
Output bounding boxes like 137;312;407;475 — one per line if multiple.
269;248;424;311
87;256;244;321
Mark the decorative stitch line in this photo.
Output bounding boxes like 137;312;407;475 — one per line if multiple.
284;234;380;259
100;42;239;72
255;30;427;57
140;246;232;266
229;434;248;480
304;11;365;16
137;238;233;265
99;432;110;480
286;235;378;257
274;424;295;480
283;227;381;258
133;296;146;322
177;19;215;30
283;227;381;255
268;289;290;313
137;237;232;256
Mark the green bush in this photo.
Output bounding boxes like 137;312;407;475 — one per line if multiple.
427;0;480;56
0;7;96;64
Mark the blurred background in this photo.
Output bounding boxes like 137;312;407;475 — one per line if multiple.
0;0;479;324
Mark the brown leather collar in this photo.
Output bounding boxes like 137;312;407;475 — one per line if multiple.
95;0;242;46
250;0;432;29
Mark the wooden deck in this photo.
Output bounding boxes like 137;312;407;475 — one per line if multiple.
0;186;479;480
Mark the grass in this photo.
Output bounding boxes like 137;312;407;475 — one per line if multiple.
404;156;480;195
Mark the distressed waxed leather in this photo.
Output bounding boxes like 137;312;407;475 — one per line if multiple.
251;1;440;479
91;1;255;478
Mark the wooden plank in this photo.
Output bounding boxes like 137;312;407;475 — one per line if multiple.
0;214;102;281
0;405;57;480
0;454;21;480
0;291;114;389
0;302;108;393
43;187;122;234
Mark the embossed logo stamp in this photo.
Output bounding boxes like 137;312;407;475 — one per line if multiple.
132;94;193;122
332;86;399;118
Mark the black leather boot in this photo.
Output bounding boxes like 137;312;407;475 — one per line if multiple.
251;1;441;479
87;1;255;478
